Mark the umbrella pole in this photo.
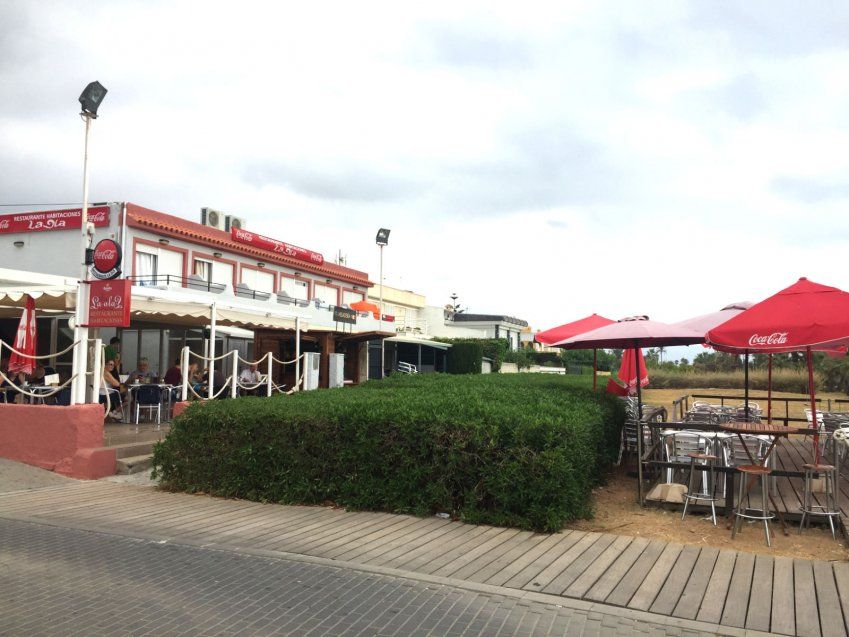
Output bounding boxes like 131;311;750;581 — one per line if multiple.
744;350;749;420
634;342;644;506
807;346;819;465
593;349;597;391
767;354;773;425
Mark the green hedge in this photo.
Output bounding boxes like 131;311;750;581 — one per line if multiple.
446;341;484;374
153;374;625;532
435;337;509;372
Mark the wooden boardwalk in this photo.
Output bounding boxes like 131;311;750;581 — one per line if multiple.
1;481;847;636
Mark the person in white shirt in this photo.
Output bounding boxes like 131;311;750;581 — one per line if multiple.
239;363;263;395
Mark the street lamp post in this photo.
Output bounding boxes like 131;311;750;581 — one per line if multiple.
71;81;107;405
375;228;390;379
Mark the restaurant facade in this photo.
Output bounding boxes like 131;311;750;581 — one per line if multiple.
0;202;392;389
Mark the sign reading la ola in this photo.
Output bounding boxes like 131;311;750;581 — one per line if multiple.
84;279;132;327
230;228;324;265
0;206;110;234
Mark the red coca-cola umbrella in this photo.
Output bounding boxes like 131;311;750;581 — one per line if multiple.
616;347;649;393
8;295;37;376
537;314;614;390
556;316;704;502
707;277;849;463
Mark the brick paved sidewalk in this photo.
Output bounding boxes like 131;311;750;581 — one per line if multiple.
0;518;737;636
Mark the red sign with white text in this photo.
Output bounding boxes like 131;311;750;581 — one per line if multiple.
84;279;132;327
0;206;110;234
230;228;324;265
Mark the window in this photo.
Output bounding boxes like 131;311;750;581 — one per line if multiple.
342;290;364;306
281;277;309;300
159;250;183;286
211;261;233;288
241;267;275;294
193;259;212;282
313;283;338;305
135;249;157;286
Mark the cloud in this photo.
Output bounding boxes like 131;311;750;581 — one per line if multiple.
415;22;534;70
772;176;849;203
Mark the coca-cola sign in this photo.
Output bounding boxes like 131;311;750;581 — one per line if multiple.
0;206;110;234
91;238;122;280
230;228;324;265
84;279;132;327
748;332;789;347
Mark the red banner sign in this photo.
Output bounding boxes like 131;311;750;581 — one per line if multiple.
0;206;110;234
230;228;324;265
84;279;132;327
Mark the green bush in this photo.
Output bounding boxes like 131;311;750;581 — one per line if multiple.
153;374;625;532
446;341;484;374
435;337;509;371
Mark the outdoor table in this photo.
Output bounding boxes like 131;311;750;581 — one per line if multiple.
24;385;57;405
126;383;174;424
719;420;816;535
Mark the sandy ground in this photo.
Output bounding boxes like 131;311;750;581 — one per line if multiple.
568;466;848;561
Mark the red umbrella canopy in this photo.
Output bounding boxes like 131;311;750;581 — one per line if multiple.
535;313;614;345
8;295;37;375
617;347;649;393
673;302;752;335
707;278;849;353
554;316;704;349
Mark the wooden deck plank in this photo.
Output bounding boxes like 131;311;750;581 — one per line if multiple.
771;556;796;637
561;535;636;598
720;551;754;628
814;561;847;637
696;550;736;625
483;533;568;587
418;526;507;575
449;530;539;581
394;524;489;573
200;507;323;544
307;516;423;559
328;517;450;562
278;512;404;554
628;543;684;612
604;539;666;607
744;554;774;633
540;533;617;596
366;521;470;568
462;533;548;584
794;558;822;637
501;531;585;590
649;545;700;616
672;546;719;620
519;532;598;591
431;528;522;578
834;562;849;637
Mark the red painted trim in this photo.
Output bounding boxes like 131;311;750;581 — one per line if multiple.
239;262;277;293
125;203;373;287
191;250;238;289
280;272;312;300
132;237;189;285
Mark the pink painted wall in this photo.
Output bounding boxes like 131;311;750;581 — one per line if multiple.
0;403;115;479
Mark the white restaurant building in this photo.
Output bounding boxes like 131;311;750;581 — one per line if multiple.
0;203;393;389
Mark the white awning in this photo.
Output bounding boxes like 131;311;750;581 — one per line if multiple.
385;336;452;350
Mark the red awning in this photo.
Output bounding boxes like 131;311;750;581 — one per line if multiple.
536;314;614;345
555;316;704;349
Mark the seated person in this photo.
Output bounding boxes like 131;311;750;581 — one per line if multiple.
29;365;46;386
101;359;127;419
128;358;156;384
202;366;226;398
163;359;182;386
239;363;263;395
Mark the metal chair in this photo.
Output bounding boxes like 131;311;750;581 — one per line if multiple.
664;432;710;485
799;463;841;539
134;384;163;425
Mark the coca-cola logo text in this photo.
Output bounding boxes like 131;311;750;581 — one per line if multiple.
91;238;122;279
748;332;789;347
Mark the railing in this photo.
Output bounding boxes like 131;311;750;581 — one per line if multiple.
129;274;226;293
672;392;838;425
394;316;428;335
396;361;417;374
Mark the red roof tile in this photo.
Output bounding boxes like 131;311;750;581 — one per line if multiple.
125;203;373;287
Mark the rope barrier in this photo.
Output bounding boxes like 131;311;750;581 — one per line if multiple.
0;339;80;360
184;377;234;400
236;351;271;366
0;370;80;399
270;353;303;366
186;349;231;363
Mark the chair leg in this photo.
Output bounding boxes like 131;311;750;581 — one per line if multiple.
709;463;717;526
682;458;696;520
732;472;745;539
761;475;771;547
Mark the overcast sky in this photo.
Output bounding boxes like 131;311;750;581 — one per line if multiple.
2;1;848;335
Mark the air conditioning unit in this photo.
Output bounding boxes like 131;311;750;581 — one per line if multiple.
303;352;321;391
200;207;225;230
225;215;246;231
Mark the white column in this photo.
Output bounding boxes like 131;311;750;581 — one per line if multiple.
230;349;238;398
379;244;384;379
208;301;217;400
180;345;189;401
295;316;301;392
71;114;93;405
266;351;273;397
91;338;102;403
